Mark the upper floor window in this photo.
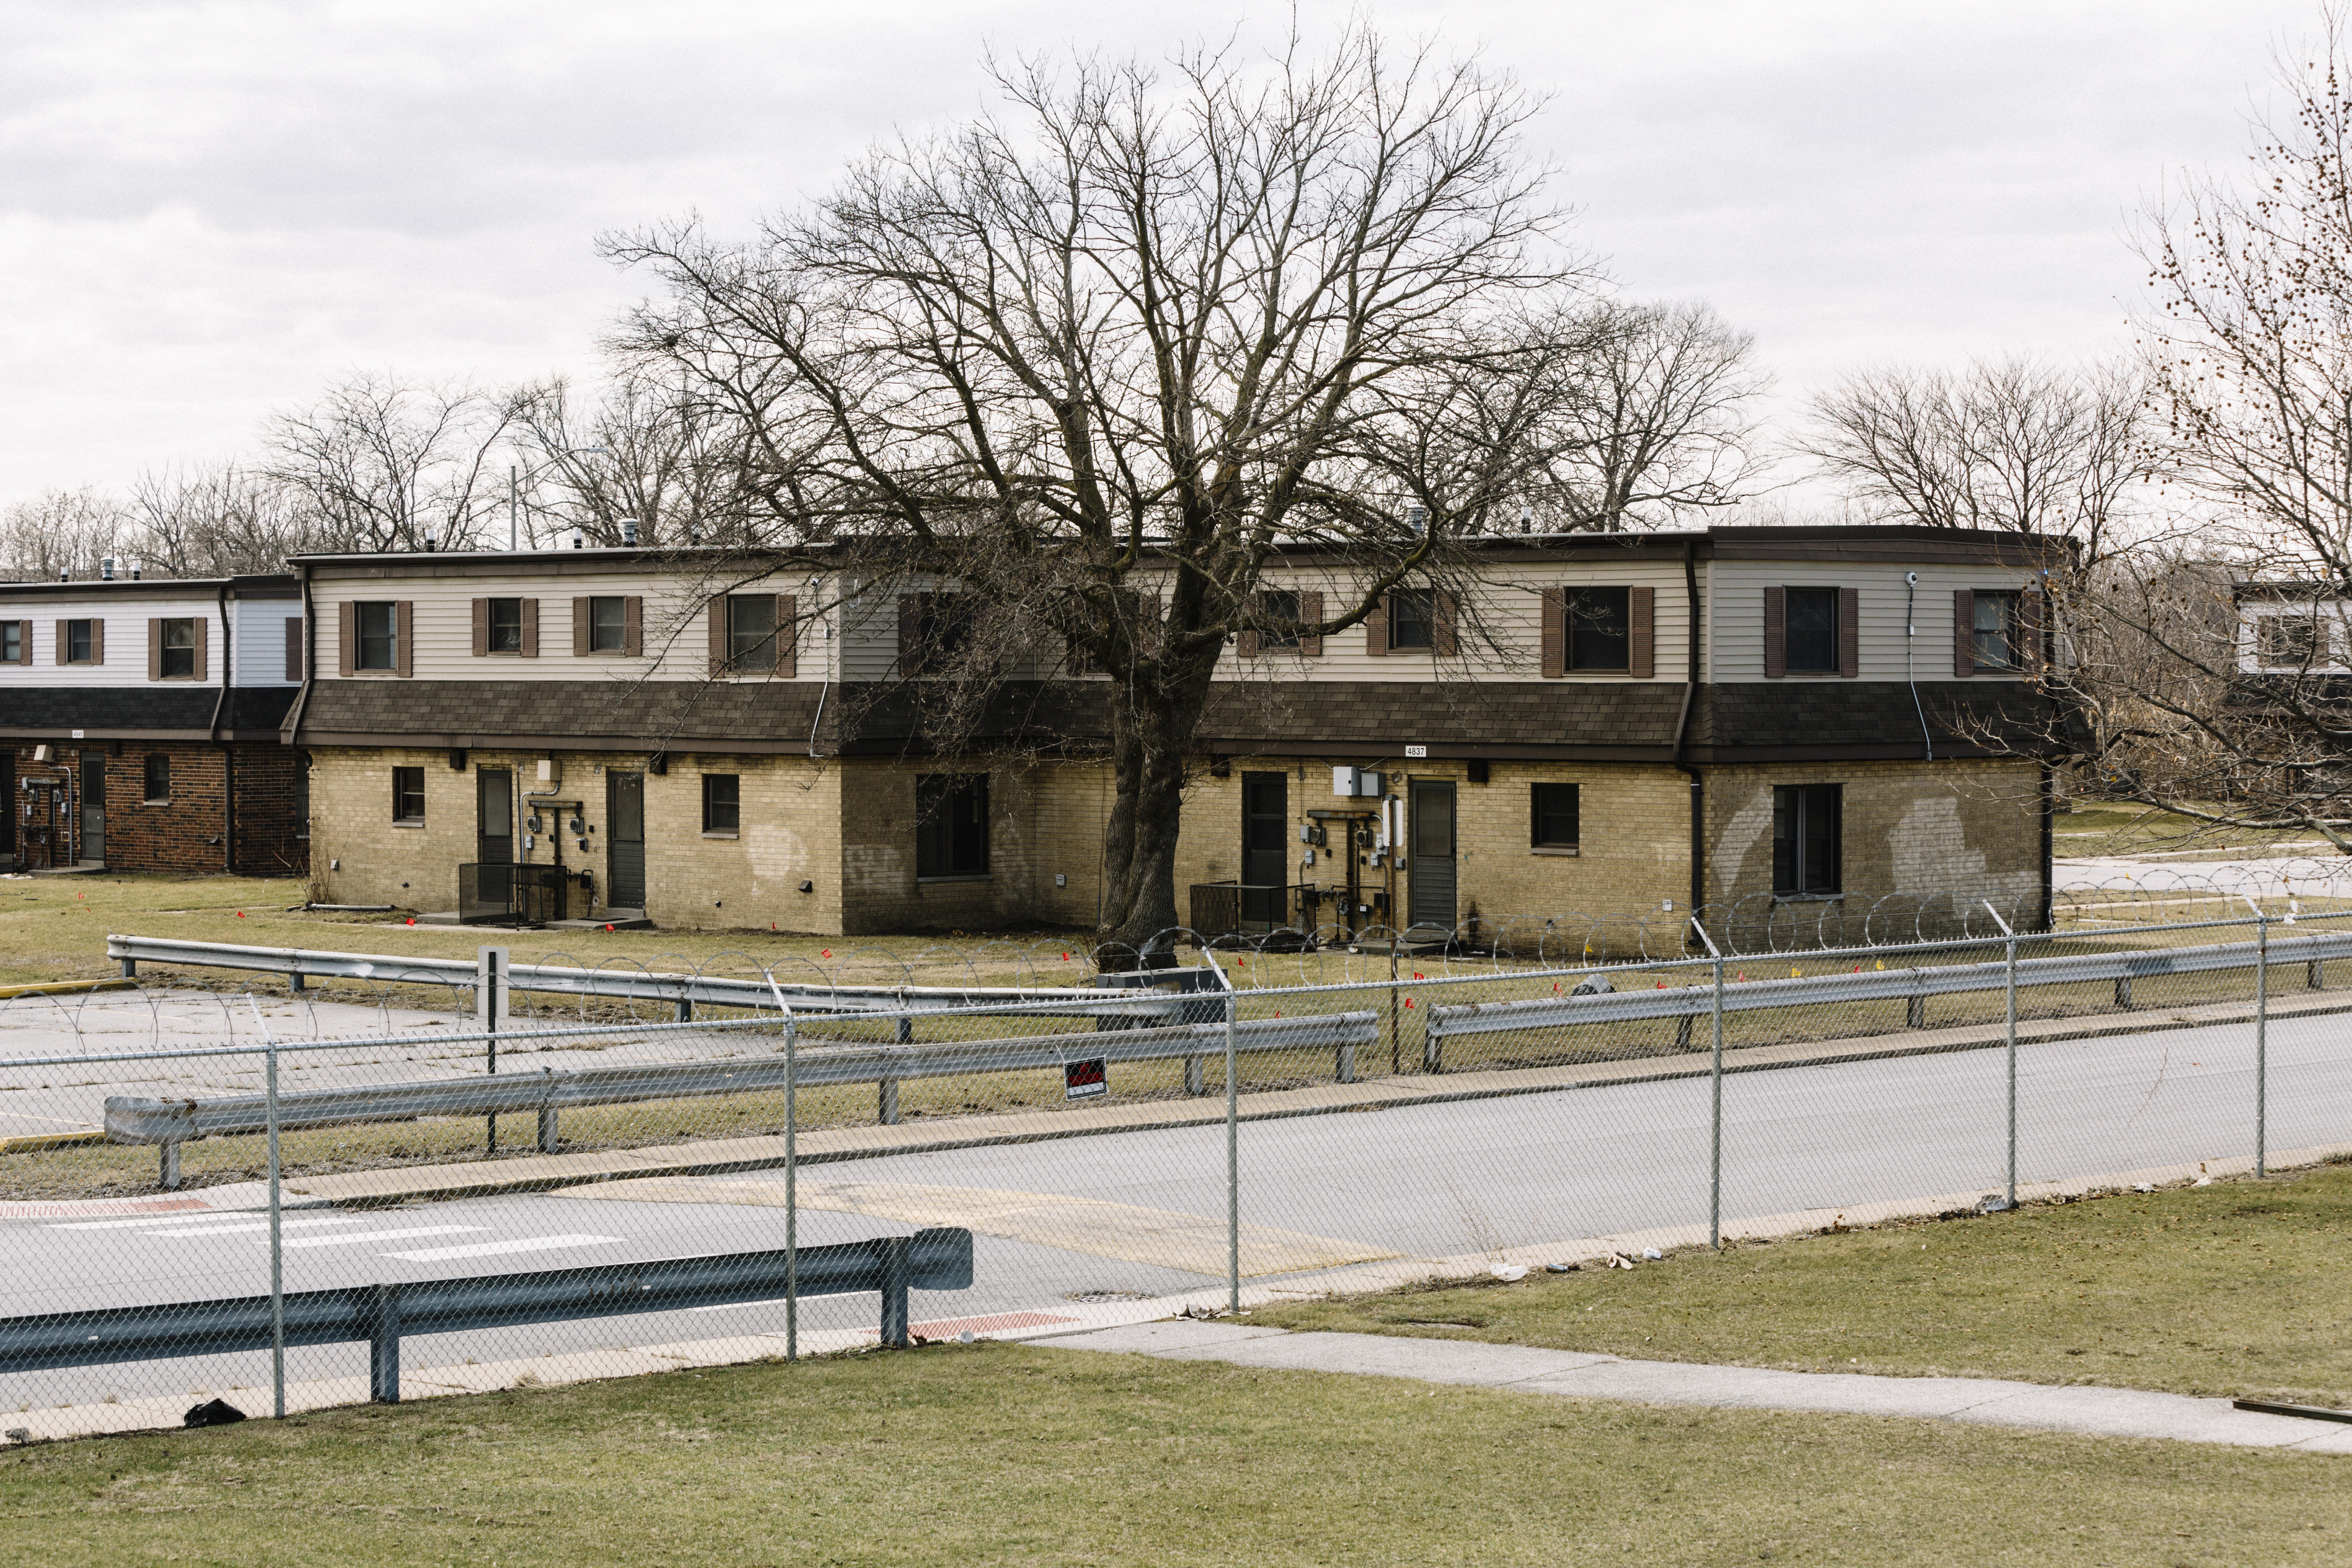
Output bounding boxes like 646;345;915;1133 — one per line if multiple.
2256;612;2325;668
727;595;777;672
0;622;18;664
899;592;971;675
1255;588;1302;650
158;618;198;679
487;597;523;653
1565;588;1630;671
1972;591;2023;671
63;619;96;664
1782;588;1840;673
1388;589;1437;650
589;596;628;653
356;602;399;671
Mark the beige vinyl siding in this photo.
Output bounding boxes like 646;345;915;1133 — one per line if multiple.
313;570;837;683
1705;559;2038;684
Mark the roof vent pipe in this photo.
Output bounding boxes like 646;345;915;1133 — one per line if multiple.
621;519;639;546
571;527;585;550
100;558;115;580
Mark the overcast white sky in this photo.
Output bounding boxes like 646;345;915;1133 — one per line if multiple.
0;0;2324;505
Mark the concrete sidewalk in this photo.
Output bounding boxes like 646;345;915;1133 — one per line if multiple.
1041;1319;2352;1454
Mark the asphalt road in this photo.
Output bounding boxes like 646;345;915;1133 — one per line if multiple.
4;1006;2344;1414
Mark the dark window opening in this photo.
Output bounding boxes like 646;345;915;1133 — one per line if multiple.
904;593;973;675
2256;611;2324;668
1531;782;1580;849
1256;588;1301;650
726;595;776;672
356;603;399;671
589;596;627;653
487;597;523;654
160;618;197;679
65;620;94;664
1565;588;1630;670
1783;589;1839;673
143;754;169;804
392;766;425;822
1773;784;1842;898
1973;590;2022;670
1388;589;1436;650
702;773;741;834
916;773;991;877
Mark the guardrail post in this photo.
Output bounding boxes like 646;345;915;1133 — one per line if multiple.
2310;958;2325;991
366;1283;402;1403
537;1105;559;1154
1675;1014;1694;1051
1907;994;1926;1029
877;1236;911;1347
289;971;306;995
878;1079;900;1125
1185;1055;1205;1095
1335;1033;1355;1085
160;1140;181;1191
2114;975;2132;1010
675;996;693;1022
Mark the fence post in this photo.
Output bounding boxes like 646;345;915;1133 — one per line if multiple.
248;994;285;1421
2244;894;2268;1177
366;1283;401;1403
764;968;799;1363
1691;918;1724;1250
1984;902;2018;1210
877;1236;911;1348
478;946;507;1154
1225;960;1240;1315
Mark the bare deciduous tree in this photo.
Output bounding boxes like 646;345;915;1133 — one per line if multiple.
0;488;129;581
609;29;1664;955
508;374;752;548
128;462;333;577
264;373;521;554
1797;355;2151;562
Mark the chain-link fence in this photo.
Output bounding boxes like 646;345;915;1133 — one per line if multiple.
4;898;2347;1441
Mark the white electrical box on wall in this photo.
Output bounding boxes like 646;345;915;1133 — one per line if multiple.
1332;766;1359;795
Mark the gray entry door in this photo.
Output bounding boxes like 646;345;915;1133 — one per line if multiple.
607;771;646;909
477;768;514;905
1408;780;1456;931
79;753;105;864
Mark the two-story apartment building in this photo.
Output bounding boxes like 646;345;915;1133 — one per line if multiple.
0;574;309;874
285;526;2065;935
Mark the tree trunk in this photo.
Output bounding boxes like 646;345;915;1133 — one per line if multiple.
1093;662;1215;967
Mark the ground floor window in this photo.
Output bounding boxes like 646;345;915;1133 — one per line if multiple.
702;773;740;834
1530;782;1580;849
1773;783;1842;897
917;773;991;878
143;754;169;804
392;766;425;822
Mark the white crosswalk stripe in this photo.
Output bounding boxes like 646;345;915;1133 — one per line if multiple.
283;1226;483;1250
385;1234;621;1262
137;1218;366;1237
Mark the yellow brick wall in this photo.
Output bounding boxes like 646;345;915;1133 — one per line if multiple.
833;757;1041;935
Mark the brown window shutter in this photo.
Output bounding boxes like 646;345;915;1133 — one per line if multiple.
708;595;728;676
148;618;162;682
1838;587;1859;679
775;594;796;677
572;597;589;657
1539;588;1565;678
16;620;27;664
471;598;488;657
1953;589;1976;677
1629;586;1656;678
520;597;538;658
1366;593;1388;656
1434;592;1459;657
898;594;919;673
91;618;103;666
2018;588;2046;673
53;621;65;666
394;601;413;678
337;602;354;677
284;617;303;681
1762;587;1785;678
624;596;642;657
1237;593;1261;659
1296;590;1323;657
193;618;208;682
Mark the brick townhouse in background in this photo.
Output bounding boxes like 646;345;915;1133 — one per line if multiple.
0;573;308;875
284;525;2067;937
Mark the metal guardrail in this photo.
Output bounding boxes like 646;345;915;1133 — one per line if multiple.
0;1227;975;1401
1423;929;2352;1060
103;1012;1379;1186
105;934;1175;1022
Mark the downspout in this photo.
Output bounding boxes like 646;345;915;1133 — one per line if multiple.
1672;539;1706;940
209;581;233;872
282;564;318;744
